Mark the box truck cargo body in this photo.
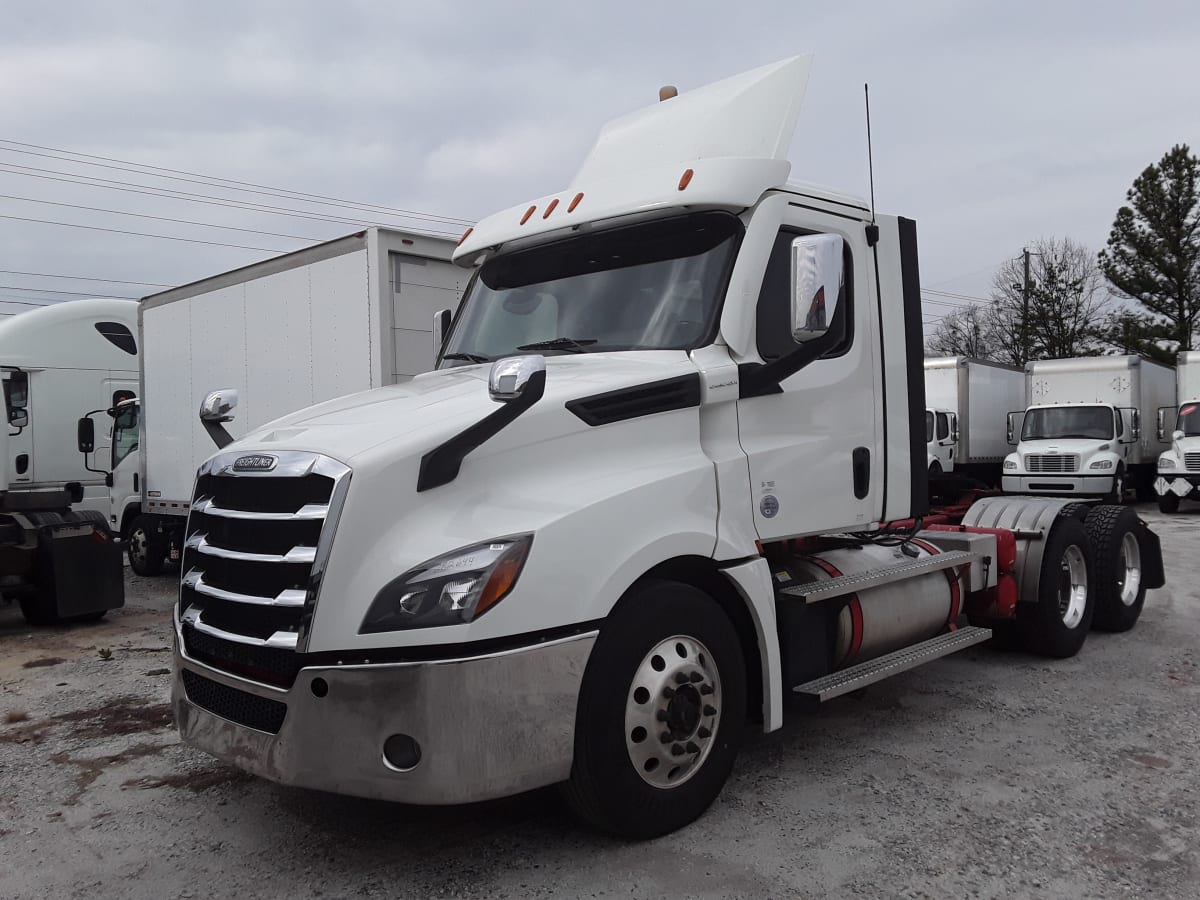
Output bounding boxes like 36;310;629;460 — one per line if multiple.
125;227;463;572
923;356;1023;484
1004;355;1173;500
1154;351;1200;512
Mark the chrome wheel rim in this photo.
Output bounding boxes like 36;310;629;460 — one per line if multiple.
1058;544;1088;629
129;529;148;567
1118;532;1142;607
625;635;721;789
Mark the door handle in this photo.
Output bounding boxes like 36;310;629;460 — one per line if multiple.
852;447;870;499
134;472;139;493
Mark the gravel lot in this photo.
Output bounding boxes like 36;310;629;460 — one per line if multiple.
2;504;1199;899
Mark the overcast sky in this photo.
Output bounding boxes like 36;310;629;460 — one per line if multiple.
1;0;1197;332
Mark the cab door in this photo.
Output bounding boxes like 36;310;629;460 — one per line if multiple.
736;213;881;539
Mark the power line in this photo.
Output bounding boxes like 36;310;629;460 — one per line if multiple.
925;260;1005;288
0;193;329;242
0;269;172;287
923;288;991;303
0;213;284;252
0;284;140;300
0;139;474;226
0;163;463;236
0;295;62;307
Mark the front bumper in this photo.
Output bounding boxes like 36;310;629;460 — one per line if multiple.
1002;473;1115;496
172;617;596;805
1155;474;1200;498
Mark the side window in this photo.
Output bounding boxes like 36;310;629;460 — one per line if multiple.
925;411;934;443
96;322;136;355
756;229;853;361
1115;409;1124;437
936;412;949;441
112;405;139;468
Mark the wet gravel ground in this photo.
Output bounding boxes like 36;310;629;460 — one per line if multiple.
2;504;1199;899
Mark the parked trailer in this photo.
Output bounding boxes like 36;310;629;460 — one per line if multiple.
93;227;463;575
170;58;1165;838
1003;355;1174;501
923;356;1023;485
1155;350;1200;512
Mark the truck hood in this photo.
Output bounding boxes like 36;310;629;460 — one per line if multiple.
1017;438;1114;458
230;351;697;465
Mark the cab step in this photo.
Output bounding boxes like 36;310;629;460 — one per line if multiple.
780;549;981;604
793;626;993;702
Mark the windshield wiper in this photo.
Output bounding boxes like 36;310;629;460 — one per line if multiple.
516;337;597;354
442;352;490;363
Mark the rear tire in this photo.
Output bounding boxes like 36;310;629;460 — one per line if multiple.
1158;492;1181;514
561;580;746;839
1085;505;1146;633
1018;515;1094;658
127;516;168;576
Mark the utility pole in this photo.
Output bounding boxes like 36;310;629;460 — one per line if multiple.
1022;247;1031;365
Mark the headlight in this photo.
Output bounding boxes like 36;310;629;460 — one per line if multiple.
1003;460;1018;470
1089;459;1114;470
1160;458;1176;470
360;535;532;632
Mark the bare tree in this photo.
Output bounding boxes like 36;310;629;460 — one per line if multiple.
986;237;1110;366
925;304;992;358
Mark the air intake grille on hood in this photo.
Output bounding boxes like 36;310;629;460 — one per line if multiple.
566;374;701;427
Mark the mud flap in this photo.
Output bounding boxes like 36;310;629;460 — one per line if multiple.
34;519;125;618
1138;520;1166;590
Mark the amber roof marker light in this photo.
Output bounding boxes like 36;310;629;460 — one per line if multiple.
659;85;678;101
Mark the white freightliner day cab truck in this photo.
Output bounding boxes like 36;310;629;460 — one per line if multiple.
77;228;463;575
169;58;1166;838
1154;350;1200;513
1003;356;1174;502
0;300;129;625
923;356;1023;485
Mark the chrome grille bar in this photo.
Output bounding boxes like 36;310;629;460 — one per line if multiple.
182;569;308;608
186;532;317;565
191;496;329;521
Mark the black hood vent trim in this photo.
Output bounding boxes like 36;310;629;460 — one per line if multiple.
566;374;702;427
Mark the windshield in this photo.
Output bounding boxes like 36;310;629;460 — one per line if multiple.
1021;405;1114;441
440;211;741;365
1180;403;1200;437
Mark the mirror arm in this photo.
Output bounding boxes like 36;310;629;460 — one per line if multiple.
202;420;235;450
738;305;848;399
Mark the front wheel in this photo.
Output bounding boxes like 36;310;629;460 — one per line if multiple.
1018;515;1094;658
126;516;168;576
1105;466;1127;504
561;580;746;839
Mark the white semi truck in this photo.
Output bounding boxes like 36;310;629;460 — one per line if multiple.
77;228;463;575
1003;356;1174;501
1154;350;1200;513
923;356;1023;485
170;58;1165;837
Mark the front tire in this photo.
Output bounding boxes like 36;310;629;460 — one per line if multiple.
1106;466;1127;504
1085;505;1147;632
126;516;168;576
1018;515;1094;658
562;580;746;839
1158;492;1181;514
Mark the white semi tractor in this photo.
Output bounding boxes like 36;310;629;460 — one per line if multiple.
923;356;1023;485
1154;350;1200;513
76;228;463;574
1003;356;1174;501
170;58;1165;837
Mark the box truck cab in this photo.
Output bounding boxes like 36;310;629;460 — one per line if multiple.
924;356;1023;488
170;58;1165;838
1003;356;1173;500
1154;350;1200;513
924;407;957;475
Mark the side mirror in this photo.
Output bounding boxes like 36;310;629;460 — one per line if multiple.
433;308;452;359
199;389;238;423
1174;429;1185;442
488;355;546;403
77;416;95;454
1131;409;1141;441
1007;412;1021;446
951;416;960;444
9;407;28;429
1157;407;1167;442
790;234;844;344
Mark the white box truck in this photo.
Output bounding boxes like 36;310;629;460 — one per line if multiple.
1003;355;1174;501
923;356;1023;485
1154;350;1200;513
169;58;1166;838
92;227;463;574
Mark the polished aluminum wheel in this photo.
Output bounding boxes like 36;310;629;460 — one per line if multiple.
128;527;149;568
1057;544;1089;629
624;635;721;789
1117;532;1142;607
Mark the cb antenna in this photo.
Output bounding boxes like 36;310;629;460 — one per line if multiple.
864;83;879;245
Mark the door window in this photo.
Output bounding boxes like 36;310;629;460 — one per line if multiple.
935;412;950;441
925;411;934;443
112;405;139;468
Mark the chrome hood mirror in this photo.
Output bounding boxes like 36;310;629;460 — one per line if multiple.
488;355;546;403
790;233;844;343
199;389;238;423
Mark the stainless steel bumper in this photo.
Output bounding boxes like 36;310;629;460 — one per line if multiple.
172;620;596;805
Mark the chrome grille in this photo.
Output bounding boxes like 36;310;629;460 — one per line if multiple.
1025;454;1079;473
178;450;350;686
1186;452;1200;472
